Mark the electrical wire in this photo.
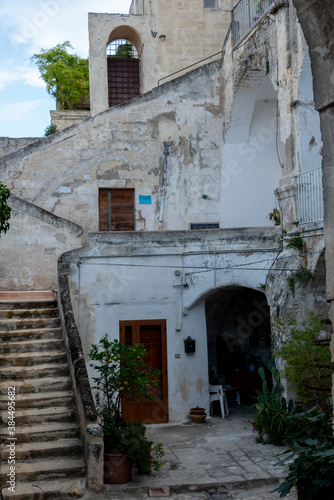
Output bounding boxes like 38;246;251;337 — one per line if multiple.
77;249;325;274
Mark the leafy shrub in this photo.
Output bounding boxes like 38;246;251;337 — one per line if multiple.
272;312;332;407
275;404;334;499
45;124;57;136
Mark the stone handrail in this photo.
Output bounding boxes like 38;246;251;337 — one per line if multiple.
57;258;103;491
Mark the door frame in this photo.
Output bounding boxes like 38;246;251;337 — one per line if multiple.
119;319;169;424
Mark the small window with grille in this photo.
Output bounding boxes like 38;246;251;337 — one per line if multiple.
106;39;139;59
204;0;218;8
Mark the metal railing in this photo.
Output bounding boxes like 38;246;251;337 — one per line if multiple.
296;168;324;224
232;0;276;45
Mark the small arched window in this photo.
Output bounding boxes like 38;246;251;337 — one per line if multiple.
106;39;140;107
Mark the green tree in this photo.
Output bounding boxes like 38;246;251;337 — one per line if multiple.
0;182;11;236
31;41;89;110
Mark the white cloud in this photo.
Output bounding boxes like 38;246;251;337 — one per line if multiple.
0;100;50;121
1;0;132;57
0;66;44;91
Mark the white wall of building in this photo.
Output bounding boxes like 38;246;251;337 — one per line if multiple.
68;229;280;422
221;76;282;228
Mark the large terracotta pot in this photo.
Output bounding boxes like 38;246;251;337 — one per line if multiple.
189;407;206;415
104;452;133;484
189;412;207;423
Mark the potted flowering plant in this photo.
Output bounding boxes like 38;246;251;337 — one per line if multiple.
89;334;161;483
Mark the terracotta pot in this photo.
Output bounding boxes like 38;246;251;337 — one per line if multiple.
104;452;133;484
262;432;271;444
189;407;206;415
189;412;207;424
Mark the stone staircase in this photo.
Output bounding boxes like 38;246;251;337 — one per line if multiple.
0;292;86;499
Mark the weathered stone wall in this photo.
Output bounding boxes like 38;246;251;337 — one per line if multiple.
221;0;323;232
290;0;334;407
0;60;224;244
0;197;83;291
0;137;41;158
50;110;91;132
89;0;231;115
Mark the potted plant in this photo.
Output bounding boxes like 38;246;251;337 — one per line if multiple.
189;406;207;423
252;359;293;445
89;335;161;484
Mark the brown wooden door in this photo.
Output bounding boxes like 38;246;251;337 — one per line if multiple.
99;188;134;231
107;57;140;107
120;320;168;424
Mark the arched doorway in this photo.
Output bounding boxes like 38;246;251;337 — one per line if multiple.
106;38;140;107
206;286;271;408
106;26;142;108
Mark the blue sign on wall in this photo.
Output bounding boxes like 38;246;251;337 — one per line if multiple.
139;195;152;205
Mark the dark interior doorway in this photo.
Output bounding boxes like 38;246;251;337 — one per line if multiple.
206;286;271;406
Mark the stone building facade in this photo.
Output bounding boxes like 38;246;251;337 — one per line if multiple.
89;0;231;115
0;0;330;422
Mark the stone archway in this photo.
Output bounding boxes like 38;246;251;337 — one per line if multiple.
206;286;271;407
106;26;142;107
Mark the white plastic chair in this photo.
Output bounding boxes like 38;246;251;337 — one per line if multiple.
209;384;229;418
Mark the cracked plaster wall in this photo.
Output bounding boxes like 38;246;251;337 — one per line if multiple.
0;60;224;246
65;228;280;422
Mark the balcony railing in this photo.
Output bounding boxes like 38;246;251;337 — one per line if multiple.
232;0;276;45
296;168;324;224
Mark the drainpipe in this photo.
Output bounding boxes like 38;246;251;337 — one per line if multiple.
158;142;169;230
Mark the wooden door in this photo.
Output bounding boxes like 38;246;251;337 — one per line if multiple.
120;320;168;424
107;57;140;107
99;188;134;231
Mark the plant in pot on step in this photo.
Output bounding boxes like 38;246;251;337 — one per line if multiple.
252;358;293;445
89;334;161;484
189;406;207;423
125;422;165;475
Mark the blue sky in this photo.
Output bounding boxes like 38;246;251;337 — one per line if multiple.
0;0;131;138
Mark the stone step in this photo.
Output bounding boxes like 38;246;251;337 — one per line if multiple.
0;299;57;310
0;350;67;367
0;317;60;331
0;422;80;443
0;363;69;380
0;390;73;409
0;377;71;395
0;437;82;460
0;456;85;483
0;308;59;319
0;290;56;301
1;338;64;354
0;327;62;342
0;405;76;425
1;477;85;500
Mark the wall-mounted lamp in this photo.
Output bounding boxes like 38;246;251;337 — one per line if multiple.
184;336;196;354
159;34;167;40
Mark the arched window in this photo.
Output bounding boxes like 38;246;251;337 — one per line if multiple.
106;39;140;107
